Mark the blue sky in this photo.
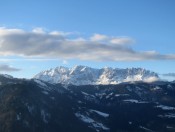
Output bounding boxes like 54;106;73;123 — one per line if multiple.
0;0;175;80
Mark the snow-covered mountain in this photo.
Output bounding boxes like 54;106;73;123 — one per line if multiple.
34;65;159;85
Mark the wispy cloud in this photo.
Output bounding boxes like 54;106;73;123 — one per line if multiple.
0;27;175;61
162;73;175;77
0;64;21;72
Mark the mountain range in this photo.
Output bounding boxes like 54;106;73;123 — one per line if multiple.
0;66;175;132
34;65;159;85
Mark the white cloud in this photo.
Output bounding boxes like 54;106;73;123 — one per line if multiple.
0;27;24;35
143;77;159;82
110;37;134;45
32;27;46;34
90;34;134;46
49;31;76;36
0;64;21;72
0;27;175;61
90;34;108;41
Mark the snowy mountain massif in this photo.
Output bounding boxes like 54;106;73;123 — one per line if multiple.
34;66;159;85
1;66;175;132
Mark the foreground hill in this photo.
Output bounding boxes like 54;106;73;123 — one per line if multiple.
0;74;175;132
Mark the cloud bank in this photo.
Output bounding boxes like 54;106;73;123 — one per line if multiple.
0;64;21;72
0;27;175;61
162;73;175;77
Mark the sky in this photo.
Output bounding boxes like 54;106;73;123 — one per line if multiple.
0;0;175;80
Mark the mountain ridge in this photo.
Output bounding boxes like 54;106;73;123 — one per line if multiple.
34;65;159;85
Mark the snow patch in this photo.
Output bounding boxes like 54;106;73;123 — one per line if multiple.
16;114;21;121
90;109;109;118
155;105;175;110
153;86;161;90
41;110;50;123
75;112;110;131
123;99;148;103
42;91;49;95
158;113;175;118
78;100;83;104
82;92;95;97
106;92;113;99
34;79;48;87
166;126;175;129
139;126;154;132
128;121;132;125
115;94;129;97
26;104;34;114
50;97;55;100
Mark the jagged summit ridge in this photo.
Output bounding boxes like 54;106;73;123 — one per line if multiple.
34;65;159;85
